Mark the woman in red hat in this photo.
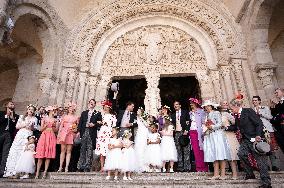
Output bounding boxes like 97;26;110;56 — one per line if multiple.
95;100;117;172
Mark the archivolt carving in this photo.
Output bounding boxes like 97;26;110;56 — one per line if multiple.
65;0;244;69
102;25;207;76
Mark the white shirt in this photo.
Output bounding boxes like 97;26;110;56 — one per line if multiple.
175;109;182;131
121;110;130;128
190;112;197;130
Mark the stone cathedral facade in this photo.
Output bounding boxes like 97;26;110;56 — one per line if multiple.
0;0;283;115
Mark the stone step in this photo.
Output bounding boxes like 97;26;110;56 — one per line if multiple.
1;178;284;188
1;172;284;188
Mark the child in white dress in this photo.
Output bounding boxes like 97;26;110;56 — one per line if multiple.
145;124;162;172
15;136;36;179
121;130;137;180
104;127;123;180
160;118;178;173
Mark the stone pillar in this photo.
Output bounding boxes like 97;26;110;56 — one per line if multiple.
255;64;278;104
64;68;78;106
76;72;87;113
56;68;69;107
88;76;99;100
231;59;249;106
219;66;234;101
145;73;160;116
196;71;215;101
95;75;112;104
209;70;222;104
0;0;9;44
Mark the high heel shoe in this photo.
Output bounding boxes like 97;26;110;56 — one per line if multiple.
34;175;39;179
57;168;62;173
64;168;68;173
42;171;47;179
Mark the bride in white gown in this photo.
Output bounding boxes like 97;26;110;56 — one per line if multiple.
134;108;150;173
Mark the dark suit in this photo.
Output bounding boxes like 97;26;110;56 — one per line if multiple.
171;110;191;171
77;110;102;171
116;110;137;139
271;101;284;153
0;111;19;176
78;110;102;149
229;108;271;187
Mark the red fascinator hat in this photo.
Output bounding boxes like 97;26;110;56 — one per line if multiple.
101;100;112;108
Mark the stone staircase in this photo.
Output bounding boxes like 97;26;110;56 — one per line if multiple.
1;172;284;188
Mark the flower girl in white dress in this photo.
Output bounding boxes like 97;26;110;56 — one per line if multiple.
15;136;36;179
160;118;178;173
145;123;162;172
121;130;137;180
104;127;123;180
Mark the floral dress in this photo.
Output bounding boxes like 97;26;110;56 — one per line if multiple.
95;113;117;156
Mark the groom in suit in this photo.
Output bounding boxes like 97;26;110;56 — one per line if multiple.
0;101;19;178
116;101;138;139
77;99;102;172
229;98;271;188
171;101;191;172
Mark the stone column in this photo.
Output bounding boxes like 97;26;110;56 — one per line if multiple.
95;75;112;105
255;64;278;104
38;75;53;106
145;73;161;116
64;68;78;106
231;59;249;106
219;66;234;101
196;71;215;101
0;0;9;44
209;70;222;103
76;72;87;113
88;76;99;100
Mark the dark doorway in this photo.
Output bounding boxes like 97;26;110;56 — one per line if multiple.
108;78;147;111
159;76;200;110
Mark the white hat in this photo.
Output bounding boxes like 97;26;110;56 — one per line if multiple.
201;99;219;108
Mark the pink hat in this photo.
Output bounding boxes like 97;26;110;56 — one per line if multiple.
189;98;201;105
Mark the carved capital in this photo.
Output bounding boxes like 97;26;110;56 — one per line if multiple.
257;68;274;88
254;63;278;73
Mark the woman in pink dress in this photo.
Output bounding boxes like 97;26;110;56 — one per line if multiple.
57;103;79;172
35;106;58;179
95;101;117;172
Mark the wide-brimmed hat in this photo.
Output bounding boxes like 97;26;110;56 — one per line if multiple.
253;141;270;155
201;99;219;108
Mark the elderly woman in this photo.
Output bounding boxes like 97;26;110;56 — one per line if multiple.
220;100;239;179
202;99;231;180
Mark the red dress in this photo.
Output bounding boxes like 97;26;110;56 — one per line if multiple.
35;117;57;159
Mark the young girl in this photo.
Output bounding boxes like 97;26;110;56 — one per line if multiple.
121;130;137;180
35;106;58;179
104;127;123;180
160;117;178;173
145;123;162;172
15;136;36;179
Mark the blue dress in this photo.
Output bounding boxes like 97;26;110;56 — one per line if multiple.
203;111;231;162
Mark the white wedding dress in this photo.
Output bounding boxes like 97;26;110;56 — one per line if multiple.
134;117;150;172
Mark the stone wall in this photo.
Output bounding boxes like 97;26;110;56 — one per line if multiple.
0;69;18;108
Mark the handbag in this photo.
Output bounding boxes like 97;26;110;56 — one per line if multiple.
73;133;81;146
